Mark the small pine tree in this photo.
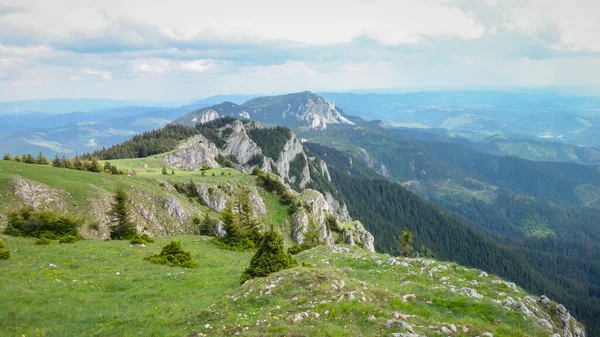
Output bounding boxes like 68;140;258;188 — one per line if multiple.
211;172;216;176
13;155;22;162
221;201;239;240
398;231;414;257
107;187;137;240
221;171;225;175
89;157;102;173
162;166;168;175
52;155;62;168
104;161;113;173
111;165;119;175
24;153;36;164
3;153;12;161
37;152;50;165
240;227;298;283
171;169;175;175
251;166;260;175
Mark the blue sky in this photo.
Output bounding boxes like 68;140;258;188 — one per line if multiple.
0;0;599;101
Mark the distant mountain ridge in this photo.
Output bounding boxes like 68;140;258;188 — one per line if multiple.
174;91;355;130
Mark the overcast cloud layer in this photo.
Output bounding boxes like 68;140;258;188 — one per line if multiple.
1;0;599;100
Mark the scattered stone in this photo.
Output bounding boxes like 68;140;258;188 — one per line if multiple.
440;326;452;335
375;260;383;266
449;324;457;332
368;315;376;321
536;319;554;332
539;295;550;305
402;294;416;302
460;287;483;299
479;271;488;278
471;280;479;287
482;333;493;337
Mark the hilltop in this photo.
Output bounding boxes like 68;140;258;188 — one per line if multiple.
174;92;355;130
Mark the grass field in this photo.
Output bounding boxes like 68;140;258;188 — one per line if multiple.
0;235;559;337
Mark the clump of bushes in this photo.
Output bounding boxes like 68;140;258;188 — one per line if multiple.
130;234;154;245
0;240;8;260
35;236;52;245
255;170;298;208
241;227;298;283
3;207;81;239
58;235;79;244
145;241;197;268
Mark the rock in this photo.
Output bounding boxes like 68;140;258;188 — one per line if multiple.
460;287;483;299
221;121;263;164
555;304;573;337
479;271;488;278
440;326;453;335
9;177;66;211
214;221;226;237
539;295;550;305
385;319;394;329
196;185;229;212
503;297;517;307
390;334;426;337
515;302;532;316
536;319;554;332
449;324;457;332
402;294;416;302
470;280;479;287
291;210;310;245
368;315;376;321
165;134;220;169
248;190;267;215
376;260;383;266
161;198;188;222
482;333;493;337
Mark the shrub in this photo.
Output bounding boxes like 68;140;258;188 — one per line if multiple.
35;236;52;245
145;241;197;268
0;240;4;249
0;249;9;260
130;234;154;245
4;207;80;239
58;235;79;244
211;237;255;252
140;233;154;243
240;227;298;283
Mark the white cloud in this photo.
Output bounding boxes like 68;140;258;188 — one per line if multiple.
82;68;112;81
179;59;221;72
132;58;171;74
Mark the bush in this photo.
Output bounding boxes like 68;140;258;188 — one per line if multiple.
0;249;9;260
241;227;298;283
4;207;80;239
145;241;197;268
58;235;79;244
211;237;255;252
0;240;4;249
140;233;154;243
131;234;154;245
35;236;52;245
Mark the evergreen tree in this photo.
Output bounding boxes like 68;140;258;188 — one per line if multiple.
3;153;12;161
37;152;50;165
221;201;239;240
108;187;137;240
398;231;414;257
24;153;36;164
88;157;102;173
104;161;113;173
240;227;298;283
52;155;62;167
13;155;22;162
171;169;175;175
162;166;168;175
111;165;119;175
73;156;83;170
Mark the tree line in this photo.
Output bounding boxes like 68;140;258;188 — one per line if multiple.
3;151;124;175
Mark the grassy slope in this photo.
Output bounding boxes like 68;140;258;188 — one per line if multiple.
0;160;250;226
0;236;564;337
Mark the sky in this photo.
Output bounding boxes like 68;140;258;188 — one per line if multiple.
1;0;599;101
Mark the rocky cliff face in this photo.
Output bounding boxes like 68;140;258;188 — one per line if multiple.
175;92;354;130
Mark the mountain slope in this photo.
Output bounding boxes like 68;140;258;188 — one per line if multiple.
175;91;355;130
